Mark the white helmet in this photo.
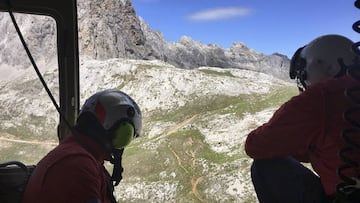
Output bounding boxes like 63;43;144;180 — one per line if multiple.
290;34;357;90
76;89;142;150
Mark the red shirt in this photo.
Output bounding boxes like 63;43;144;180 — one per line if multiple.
23;133;112;203
245;75;360;195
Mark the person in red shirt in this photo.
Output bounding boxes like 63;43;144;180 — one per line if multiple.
23;89;142;203
245;34;360;203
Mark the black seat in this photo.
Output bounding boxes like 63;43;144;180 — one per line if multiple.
0;161;35;203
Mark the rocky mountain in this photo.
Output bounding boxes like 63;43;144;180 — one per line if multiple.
0;0;298;202
78;0;290;81
0;57;298;202
0;0;291;82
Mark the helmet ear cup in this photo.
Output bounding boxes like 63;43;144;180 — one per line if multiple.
290;46;306;79
112;122;135;149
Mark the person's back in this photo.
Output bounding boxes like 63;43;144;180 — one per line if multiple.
312;75;360;192
245;34;360;202
23;133;111;203
290;75;358;194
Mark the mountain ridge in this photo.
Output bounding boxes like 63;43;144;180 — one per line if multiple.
0;57;297;202
0;0;299;202
0;0;291;82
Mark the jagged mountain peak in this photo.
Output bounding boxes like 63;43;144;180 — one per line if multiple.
0;0;291;82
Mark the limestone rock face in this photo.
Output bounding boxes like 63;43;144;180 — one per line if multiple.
78;0;153;59
0;13;57;75
0;0;291;81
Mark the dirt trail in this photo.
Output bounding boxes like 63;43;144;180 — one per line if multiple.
163;115;205;202
0;136;57;146
165;114;198;136
191;176;205;202
0;114;198;146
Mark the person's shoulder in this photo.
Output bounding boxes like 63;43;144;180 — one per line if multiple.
58;152;100;170
322;75;358;93
39;137;100;170
47;149;102;178
305;75;355;93
59;141;99;167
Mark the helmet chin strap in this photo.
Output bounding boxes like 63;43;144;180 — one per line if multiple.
109;148;124;186
296;78;307;92
336;58;351;78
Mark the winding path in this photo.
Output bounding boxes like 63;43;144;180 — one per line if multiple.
0;136;57;146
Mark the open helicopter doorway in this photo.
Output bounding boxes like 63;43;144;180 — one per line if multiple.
0;12;61;203
0;12;59;165
0;0;80;142
0;0;80;202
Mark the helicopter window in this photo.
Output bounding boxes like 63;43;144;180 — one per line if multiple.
0;12;59;165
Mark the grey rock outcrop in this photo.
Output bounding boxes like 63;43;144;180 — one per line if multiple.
0;13;57;69
0;0;291;81
78;0;156;59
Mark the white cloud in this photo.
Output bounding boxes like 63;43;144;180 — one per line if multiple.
187;7;253;21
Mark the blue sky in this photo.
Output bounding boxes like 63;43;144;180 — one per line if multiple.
132;0;360;58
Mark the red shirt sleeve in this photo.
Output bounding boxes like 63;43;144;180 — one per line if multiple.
245;85;324;160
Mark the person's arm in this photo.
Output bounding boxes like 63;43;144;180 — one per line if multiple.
245;86;324;160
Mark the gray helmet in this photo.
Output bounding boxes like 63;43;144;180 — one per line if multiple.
77;89;142;149
290;34;357;90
